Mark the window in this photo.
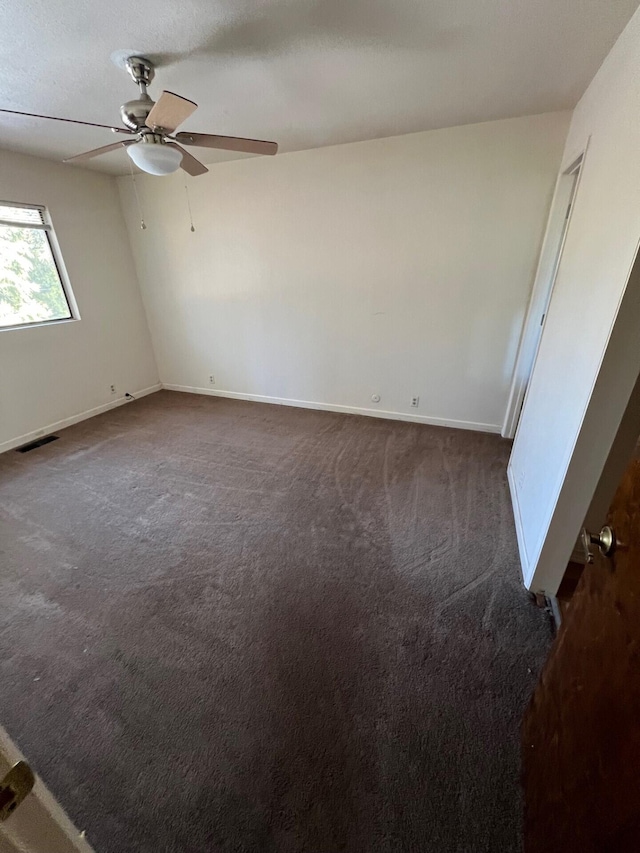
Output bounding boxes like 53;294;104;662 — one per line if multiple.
0;202;75;330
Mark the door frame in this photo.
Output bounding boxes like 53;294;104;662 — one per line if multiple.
502;146;587;439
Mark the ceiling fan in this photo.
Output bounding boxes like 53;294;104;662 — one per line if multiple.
0;56;278;176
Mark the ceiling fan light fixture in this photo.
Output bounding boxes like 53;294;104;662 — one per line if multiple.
127;139;183;175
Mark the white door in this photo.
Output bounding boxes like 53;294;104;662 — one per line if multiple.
0;724;93;853
502;152;584;438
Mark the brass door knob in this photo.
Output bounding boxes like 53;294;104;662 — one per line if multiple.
581;525;616;559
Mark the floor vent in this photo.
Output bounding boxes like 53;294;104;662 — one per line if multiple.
16;435;59;453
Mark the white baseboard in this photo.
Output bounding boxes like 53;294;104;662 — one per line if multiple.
162;384;502;434
0;383;162;454
507;462;532;589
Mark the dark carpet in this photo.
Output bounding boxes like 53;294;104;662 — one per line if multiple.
0;391;551;852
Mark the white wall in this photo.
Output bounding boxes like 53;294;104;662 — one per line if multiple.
118;112;569;432
0;150;159;451
508;6;640;592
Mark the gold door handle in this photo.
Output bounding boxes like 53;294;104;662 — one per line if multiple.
581;525;616;559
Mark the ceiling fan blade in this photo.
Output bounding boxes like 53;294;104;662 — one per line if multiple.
63;140;137;163
146;91;197;133
171;143;208;176
175;131;278;156
0;108;132;134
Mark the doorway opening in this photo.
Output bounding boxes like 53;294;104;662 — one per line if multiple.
502;152;585;439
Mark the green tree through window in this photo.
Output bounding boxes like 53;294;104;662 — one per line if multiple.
0;204;73;329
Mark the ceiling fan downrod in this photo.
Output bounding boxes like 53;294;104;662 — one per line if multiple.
119;56;156;132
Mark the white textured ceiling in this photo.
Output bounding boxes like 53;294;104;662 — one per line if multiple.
0;0;637;174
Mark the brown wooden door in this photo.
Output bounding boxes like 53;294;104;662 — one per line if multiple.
523;454;640;853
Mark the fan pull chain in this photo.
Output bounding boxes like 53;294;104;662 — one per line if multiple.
184;178;195;232
128;157;146;230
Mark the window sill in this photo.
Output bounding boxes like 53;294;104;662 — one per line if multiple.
0;316;80;333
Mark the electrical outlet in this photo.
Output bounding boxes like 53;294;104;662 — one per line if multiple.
110;384;116;395
410;396;419;408
209;374;216;385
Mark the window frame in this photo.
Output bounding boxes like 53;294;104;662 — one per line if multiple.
0;200;80;332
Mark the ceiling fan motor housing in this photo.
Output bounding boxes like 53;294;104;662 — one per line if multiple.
120;95;155;131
